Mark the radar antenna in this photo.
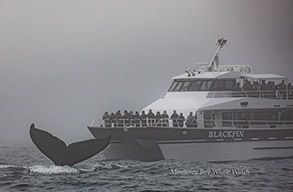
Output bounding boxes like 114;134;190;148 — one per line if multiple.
207;38;227;72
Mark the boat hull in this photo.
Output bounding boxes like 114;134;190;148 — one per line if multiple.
159;140;293;162
103;139;164;161
88;126;293;162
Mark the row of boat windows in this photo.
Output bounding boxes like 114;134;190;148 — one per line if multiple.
168;79;235;92
221;110;293;121
203;110;293;128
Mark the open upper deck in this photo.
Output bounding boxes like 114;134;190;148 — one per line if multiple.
172;71;287;80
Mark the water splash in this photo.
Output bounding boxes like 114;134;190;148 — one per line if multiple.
94;162;128;170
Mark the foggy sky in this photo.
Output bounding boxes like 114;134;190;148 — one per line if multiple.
0;0;292;146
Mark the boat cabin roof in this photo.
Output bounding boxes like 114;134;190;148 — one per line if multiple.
172;72;242;80
241;73;287;80
172;71;287;81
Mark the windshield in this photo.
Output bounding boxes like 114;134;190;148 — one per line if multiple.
168;79;236;92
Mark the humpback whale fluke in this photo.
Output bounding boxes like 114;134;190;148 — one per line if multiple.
29;123;111;166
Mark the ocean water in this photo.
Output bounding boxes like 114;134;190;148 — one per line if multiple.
0;145;293;192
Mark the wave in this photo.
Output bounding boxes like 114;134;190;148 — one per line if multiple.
0;164;17;169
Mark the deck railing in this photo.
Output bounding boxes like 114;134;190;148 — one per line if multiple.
207;90;292;99
90;118;293;129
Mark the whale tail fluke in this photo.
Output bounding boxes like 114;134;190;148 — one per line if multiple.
29;123;111;166
60;136;111;166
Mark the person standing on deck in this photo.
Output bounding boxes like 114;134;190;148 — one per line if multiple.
147;109;155;126
155;111;161;127
170;110;179;127
277;80;286;99
134;111;141;127
110;112;116;127
123;110;130;127
178;113;185;128
102;112;111;127
140;111;147;127
186;112;196;127
129;111;135;126
161;111;169;127
116;110;123;127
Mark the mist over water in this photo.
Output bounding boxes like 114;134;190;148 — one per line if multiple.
0;0;292;146
1;1;292;191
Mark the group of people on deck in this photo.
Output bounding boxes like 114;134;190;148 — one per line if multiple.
233;79;293;99
102;110;198;128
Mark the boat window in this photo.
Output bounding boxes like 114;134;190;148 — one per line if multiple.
281;110;293;121
253;111;278;121
210;79;236;91
237;112;250;128
221;110;293;129
168;79;236;92
199;80;213;91
211;80;224;90
222;112;232;126
181;81;191;91
189;81;201;91
174;81;183;91
204;111;214;128
226;80;235;90
168;81;178;92
238;112;250;120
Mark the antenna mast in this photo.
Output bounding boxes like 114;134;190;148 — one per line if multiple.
207;38;227;72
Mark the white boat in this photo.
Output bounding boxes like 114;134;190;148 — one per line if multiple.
88;38;293;162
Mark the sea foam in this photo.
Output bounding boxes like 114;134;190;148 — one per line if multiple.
94;162;128;170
